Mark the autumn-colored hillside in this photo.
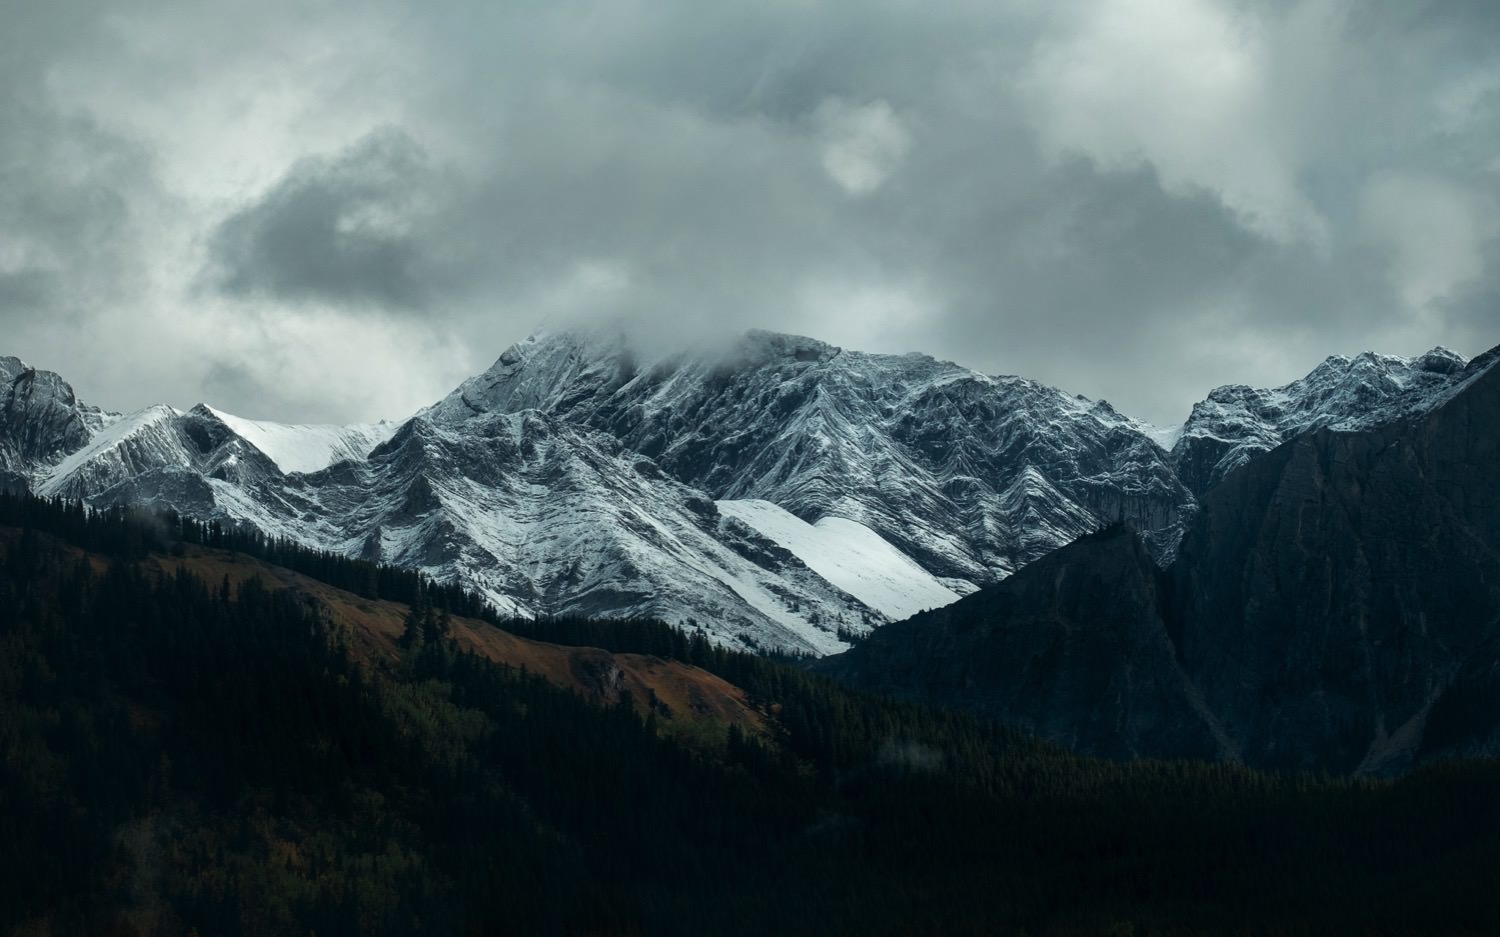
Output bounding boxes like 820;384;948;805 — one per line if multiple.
2;525;762;734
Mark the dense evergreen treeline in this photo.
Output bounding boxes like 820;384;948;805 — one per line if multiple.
0;493;491;616
2;493;1500;935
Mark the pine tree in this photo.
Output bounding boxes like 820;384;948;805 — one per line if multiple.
424;605;451;644
399;587;429;650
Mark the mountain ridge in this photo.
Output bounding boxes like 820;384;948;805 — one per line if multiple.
819;340;1500;772
0;328;1482;654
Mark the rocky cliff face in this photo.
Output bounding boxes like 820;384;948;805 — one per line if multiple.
1169;347;1472;495
0;356;114;477
820;347;1500;773
1171;346;1500;772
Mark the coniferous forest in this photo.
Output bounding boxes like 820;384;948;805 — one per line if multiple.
2;494;1498;936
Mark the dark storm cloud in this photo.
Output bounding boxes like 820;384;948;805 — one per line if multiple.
2;0;1498;424
208;129;444;311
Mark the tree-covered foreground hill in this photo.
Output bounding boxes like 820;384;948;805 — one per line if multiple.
1;494;1497;936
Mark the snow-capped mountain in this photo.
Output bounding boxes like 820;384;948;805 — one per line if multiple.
37;404;281;503
430;326;1194;580
237;410;880;653
0;332;1483;655
1170;347;1473;494
0;352;916;653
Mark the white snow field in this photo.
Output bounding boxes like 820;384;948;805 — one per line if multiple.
717;499;963;621
206;407;398;474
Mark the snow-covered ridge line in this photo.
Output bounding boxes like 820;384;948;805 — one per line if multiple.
205;406;399;474
431;326;1197;579
38;404;182;494
1169;345;1478;493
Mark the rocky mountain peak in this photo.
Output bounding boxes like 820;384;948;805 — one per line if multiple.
0;356;114;475
0;355;30;383
1171;345;1480;494
735;329;841;367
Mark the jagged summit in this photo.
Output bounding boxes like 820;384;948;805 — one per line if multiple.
1;355;117;477
426;324;646;424
733;329;842;366
0;355;30;381
1171;345;1481;494
427;326;1195;581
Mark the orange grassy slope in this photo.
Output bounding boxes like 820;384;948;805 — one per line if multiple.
146;545;764;734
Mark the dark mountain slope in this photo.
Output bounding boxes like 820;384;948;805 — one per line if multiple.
1173;345;1500;772
821;346;1500;773
815;525;1231;761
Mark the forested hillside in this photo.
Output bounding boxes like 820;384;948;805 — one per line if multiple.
2;494;1498;936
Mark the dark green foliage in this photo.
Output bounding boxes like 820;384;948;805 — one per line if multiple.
1;492;1498;936
0;493;492;617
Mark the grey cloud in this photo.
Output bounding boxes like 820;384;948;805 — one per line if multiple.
0;103;142;323
199;359;266;411
2;0;1499;426
1438;231;1500;357
0;11;162;406
208;129;447;311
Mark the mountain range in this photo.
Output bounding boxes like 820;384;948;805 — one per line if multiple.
0;331;1487;660
819;343;1500;773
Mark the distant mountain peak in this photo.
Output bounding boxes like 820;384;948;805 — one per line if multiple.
0;355;31;382
1172;344;1487;494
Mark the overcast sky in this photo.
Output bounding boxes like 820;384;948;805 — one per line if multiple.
3;0;1498;425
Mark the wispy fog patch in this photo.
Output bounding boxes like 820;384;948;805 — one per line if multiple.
817;98;911;196
877;737;944;775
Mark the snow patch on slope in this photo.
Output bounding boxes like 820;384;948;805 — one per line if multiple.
1141;422;1184;451
205;406;397;473
718;499;965;620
